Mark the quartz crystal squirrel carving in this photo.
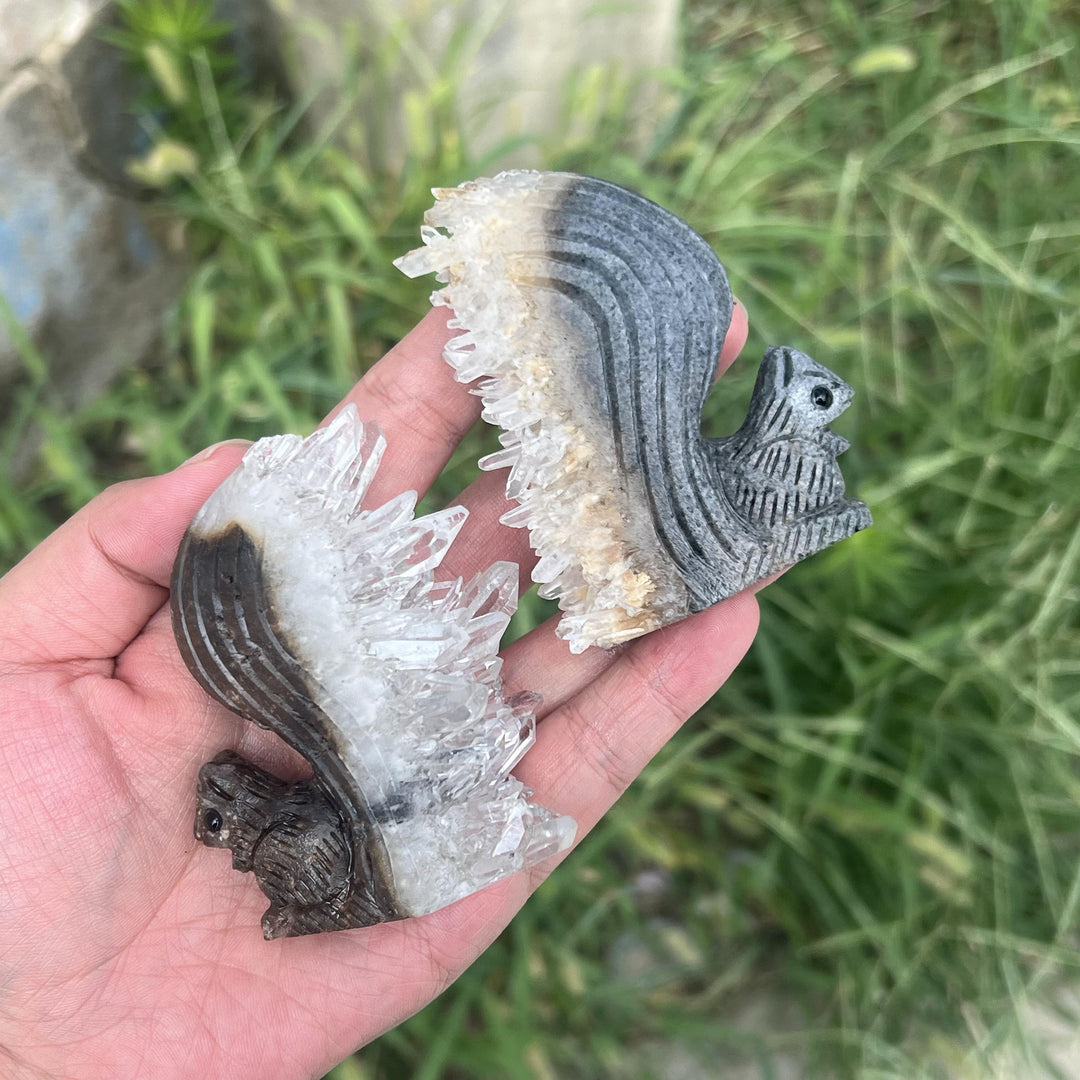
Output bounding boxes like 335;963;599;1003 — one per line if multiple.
397;170;872;651
171;409;573;938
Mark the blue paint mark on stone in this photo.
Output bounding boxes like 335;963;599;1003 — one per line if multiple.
0;175;96;330
122;204;160;270
0;213;45;325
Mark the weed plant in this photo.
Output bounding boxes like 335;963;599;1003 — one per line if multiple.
2;0;1079;1077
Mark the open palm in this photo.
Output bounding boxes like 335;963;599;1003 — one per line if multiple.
0;307;756;1080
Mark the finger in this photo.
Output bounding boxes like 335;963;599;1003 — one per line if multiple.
719;297;749;378
516;589;760;838
437;470;535;590
497;560;773;730
391;601;759;980
324;307;480;506
500;613;617;719
0;442;250;666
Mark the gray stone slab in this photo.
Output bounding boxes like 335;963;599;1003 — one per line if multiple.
0;0;277;473
0;0;109;72
268;0;679;169
0;67;183;405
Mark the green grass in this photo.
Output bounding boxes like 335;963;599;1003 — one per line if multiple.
4;0;1080;1076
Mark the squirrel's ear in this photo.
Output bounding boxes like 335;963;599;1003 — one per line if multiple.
198;753;291;808
754;346;791;398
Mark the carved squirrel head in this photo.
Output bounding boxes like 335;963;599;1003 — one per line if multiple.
753;346;854;434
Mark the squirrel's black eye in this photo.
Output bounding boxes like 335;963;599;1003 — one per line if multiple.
204;809;223;834
811;385;833;408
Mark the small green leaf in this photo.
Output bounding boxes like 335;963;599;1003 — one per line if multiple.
126;139;200;185
143;41;189;105
849;44;918;78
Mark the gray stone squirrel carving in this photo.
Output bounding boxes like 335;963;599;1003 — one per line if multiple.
710;345;873;589
396;171;873;646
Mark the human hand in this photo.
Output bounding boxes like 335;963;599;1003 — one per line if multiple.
0;305;755;1080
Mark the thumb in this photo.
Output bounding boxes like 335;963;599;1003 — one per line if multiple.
0;440;251;666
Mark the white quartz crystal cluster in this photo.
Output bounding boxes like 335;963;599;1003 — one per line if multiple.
395;171;673;652
194;405;574;915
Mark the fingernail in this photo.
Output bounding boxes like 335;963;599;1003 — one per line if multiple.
183;438;252;465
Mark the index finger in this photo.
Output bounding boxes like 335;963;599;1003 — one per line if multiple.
519;589;760;858
323;307;480;506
